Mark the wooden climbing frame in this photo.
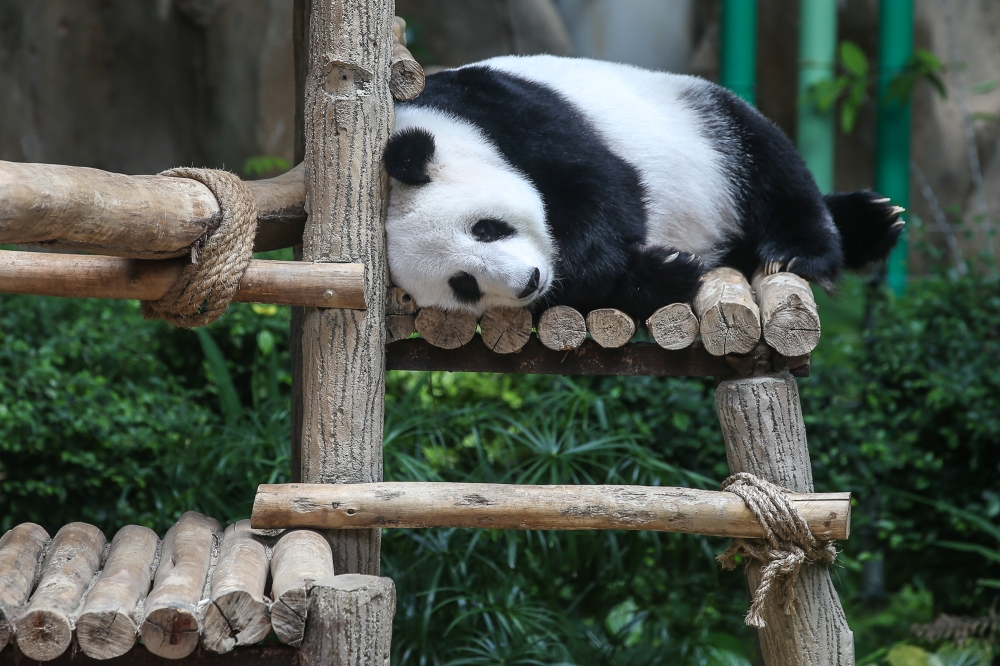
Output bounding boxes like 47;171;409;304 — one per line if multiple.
0;2;855;665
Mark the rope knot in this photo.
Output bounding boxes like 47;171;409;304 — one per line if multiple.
141;168;258;328
717;472;838;628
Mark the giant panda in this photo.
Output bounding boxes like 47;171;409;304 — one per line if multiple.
383;55;904;320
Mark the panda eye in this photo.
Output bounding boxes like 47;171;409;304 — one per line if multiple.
471;218;516;243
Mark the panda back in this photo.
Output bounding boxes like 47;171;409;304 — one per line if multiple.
480;55;743;261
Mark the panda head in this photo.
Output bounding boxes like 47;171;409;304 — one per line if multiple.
384;111;555;315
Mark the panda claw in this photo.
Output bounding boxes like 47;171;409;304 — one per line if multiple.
663;252;679;263
873;197;891;204
889;205;906;217
786;257;798;271
890;220;905;231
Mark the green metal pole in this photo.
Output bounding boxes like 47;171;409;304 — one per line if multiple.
720;0;758;105
876;0;914;295
797;0;838;193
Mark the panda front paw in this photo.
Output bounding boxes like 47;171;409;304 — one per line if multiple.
609;244;705;320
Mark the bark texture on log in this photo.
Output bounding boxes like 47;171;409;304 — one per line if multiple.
0;161;306;258
0;523;50;652
479;307;533;353
414;307;478;349
752;272;822;357
252;482;850;540
201;521;271;654
76;525;159;660
270;530;336;648
0;251;366;310
585;308;635;348
537;306;587;350
694;267;761;356
297;0;393;577
646;303;700;350
142;512;221;659
390;18;425;102
299;575;396;666
16;523;106;662
716;374;854;666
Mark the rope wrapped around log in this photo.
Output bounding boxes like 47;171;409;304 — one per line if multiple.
141;168;258;327
717;472;838;628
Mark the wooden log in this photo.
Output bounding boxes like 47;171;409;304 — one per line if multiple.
585;308;636;348
297;0;392;578
0;160;306;259
252;482;850;540
386;286;418;315
16;523;106;662
693;267;761;356
752;272;821;357
0;250;366;310
386;337;814;377
646;303;699;350
201;521;272;653
414;307;478;349
298;575;396;666
716;374;854;666
270;530;336;648
480;307;533;353
76;525;159;660
537;306;587;351
386;315;416;343
390;18;425;102
142;511;221;660
386;287;418;342
0;523;50;653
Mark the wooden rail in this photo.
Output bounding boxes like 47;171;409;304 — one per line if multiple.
0;250;367;310
252;483;851;540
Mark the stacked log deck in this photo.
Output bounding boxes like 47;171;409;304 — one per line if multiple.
387;267;819;378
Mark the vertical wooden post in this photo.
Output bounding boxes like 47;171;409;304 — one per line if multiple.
716;373;854;666
298;0;392;577
300;575;396;666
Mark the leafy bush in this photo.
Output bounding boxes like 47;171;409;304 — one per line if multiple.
2;270;999;664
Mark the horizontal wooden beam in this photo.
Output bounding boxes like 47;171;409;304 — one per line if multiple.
0;160;305;259
386;336;810;377
4;643;302;666
252;482;851;540
0;250;365;310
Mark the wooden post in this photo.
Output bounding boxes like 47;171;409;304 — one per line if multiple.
297;0;393;577
299;575;396;666
715;373;854;666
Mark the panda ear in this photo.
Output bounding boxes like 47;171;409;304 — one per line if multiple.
384;127;436;185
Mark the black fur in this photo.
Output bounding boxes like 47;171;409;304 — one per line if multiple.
686;86;845;288
608;246;704;320
448;272;483;305
823;191;905;269
384;127;436;185
403;66;660;315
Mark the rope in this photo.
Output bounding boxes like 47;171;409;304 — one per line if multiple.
717;472;838;628
141;168;258;328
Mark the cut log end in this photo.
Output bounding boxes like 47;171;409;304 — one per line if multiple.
386;314;416;343
537;306;587;351
694;268;761;356
480;308;532;354
76;611;138;660
585;308;635;348
753;272;821;357
646;303;699;350
15;611;73;662
203;591;272;653
415;307;478;349
142;607;201;659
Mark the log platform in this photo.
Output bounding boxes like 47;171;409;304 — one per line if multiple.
0;515;393;663
386;267;819;377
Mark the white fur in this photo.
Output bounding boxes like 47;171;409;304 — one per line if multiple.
388;108;556;314
479;55;742;263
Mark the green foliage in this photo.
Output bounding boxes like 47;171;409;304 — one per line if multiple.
3;270;1000;662
801;41;948;133
242;155;292;179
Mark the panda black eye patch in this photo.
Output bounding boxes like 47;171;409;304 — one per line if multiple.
471;219;516;243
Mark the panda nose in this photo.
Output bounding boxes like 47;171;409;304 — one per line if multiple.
517;268;541;299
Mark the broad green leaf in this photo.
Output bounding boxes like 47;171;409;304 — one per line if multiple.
840;41;870;76
887;644;932;666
